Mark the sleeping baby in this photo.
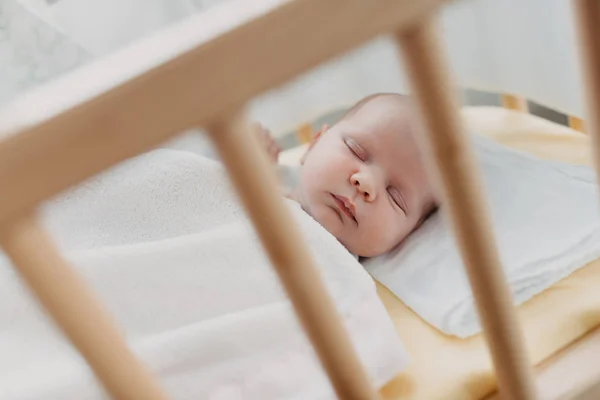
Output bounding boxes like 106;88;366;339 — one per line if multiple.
255;93;438;258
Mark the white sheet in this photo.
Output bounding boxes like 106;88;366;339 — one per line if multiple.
363;134;600;338
0;149;408;399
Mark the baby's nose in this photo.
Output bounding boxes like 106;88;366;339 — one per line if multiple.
351;173;376;202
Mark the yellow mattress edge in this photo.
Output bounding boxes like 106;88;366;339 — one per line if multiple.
378;107;599;400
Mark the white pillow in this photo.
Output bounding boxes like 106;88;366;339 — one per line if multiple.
362;134;600;338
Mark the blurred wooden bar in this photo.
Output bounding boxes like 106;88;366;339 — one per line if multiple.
574;0;600;201
395;16;537;400
207;112;379;400
567;0;600;396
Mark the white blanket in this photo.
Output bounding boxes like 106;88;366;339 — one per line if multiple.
364;135;600;338
0;149;408;399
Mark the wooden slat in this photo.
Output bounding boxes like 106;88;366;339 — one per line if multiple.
0;0;445;229
395;17;537;400
569;1;600;397
207;112;379;400
501;94;529;112
484;326;600;400
574;0;600;175
0;216;170;400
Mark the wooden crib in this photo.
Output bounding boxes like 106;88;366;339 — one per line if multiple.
0;0;599;399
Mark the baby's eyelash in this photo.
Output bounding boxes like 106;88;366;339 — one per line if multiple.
388;187;407;214
344;138;366;161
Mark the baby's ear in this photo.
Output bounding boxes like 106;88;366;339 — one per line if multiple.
300;124;328;165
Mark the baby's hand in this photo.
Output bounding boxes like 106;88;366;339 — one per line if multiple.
251;122;281;163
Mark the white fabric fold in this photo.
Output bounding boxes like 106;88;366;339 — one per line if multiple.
0;149;408;399
364;135;600;338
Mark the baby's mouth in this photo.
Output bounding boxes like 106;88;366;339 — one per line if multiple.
331;194;357;224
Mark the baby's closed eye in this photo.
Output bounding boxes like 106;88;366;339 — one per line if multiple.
387;186;407;214
344;137;367;161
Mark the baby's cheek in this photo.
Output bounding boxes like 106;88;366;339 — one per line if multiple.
369;214;409;252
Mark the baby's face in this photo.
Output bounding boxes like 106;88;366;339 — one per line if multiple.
296;97;435;257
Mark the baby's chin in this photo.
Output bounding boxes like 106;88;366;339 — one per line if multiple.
327;228;391;258
308;210;393;257
341;232;403;258
344;242;387;258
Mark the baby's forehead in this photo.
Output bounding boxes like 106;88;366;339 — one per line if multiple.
351;113;418;152
350;99;426;167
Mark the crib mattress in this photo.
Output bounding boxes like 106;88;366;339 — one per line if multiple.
378;107;600;400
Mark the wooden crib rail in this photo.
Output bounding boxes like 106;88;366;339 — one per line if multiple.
574;0;600;192
207;111;378;399
0;1;445;399
395;18;537;400
0;0;444;229
569;1;600;398
4;0;600;399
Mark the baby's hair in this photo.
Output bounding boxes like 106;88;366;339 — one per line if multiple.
340;92;412;122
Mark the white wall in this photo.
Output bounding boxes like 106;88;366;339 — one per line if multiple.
4;0;587;135
252;0;586;133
